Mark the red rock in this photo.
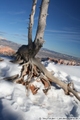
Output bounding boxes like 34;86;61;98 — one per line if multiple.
29;84;39;95
0;46;15;55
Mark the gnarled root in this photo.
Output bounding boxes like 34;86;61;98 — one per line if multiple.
10;53;24;64
67;82;80;101
16;60;51;94
29;84;40;95
4;57;80;101
0;58;4;62
4;74;19;81
32;58;80;101
4;58;51;95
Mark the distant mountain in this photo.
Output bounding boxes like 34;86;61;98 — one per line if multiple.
0;39;80;62
0;46;15;55
38;48;80;61
0;39;21;51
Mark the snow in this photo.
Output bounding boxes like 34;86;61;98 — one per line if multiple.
0;57;80;120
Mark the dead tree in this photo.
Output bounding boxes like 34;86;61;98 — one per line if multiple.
5;0;80;101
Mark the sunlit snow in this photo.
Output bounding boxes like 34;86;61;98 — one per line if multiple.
0;56;80;120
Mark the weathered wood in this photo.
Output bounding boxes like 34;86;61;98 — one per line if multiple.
4;74;19;81
32;58;80;101
29;84;40;95
10;59;23;64
16;45;29;61
0;58;4;62
28;0;37;46
33;0;50;56
32;58;68;93
67;83;80;101
35;0;50;43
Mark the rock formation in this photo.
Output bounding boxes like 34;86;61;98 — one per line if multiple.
0;46;15;56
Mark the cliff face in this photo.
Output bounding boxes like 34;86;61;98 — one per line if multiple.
0;46;15;55
47;57;80;66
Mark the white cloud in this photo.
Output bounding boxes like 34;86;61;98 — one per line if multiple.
45;29;77;34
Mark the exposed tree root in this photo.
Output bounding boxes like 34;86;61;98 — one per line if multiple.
10;59;24;64
4;56;80;101
4;74;19;81
14;60;51;94
28;84;40;95
4;57;51;94
32;58;80;101
0;58;4;62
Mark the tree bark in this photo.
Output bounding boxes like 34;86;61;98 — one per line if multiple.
33;0;50;57
28;0;37;46
15;0;50;60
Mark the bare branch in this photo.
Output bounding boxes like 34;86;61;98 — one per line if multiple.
32;58;68;93
67;83;80;101
28;0;37;45
4;74;19;81
0;58;4;62
34;0;50;46
10;59;23;64
32;58;80;101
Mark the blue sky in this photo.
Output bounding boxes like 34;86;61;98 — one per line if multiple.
0;0;80;58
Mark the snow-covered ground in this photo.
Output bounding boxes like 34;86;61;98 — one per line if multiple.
0;56;80;120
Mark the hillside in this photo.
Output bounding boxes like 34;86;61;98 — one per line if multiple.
0;39;20;51
0;38;80;64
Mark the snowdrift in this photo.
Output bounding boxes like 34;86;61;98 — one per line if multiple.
0;56;80;120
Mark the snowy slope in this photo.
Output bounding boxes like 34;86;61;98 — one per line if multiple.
0;56;80;120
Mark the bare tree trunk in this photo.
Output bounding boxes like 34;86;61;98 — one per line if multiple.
15;0;50;60
33;0;50;56
28;0;37;46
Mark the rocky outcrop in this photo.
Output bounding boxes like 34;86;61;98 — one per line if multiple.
0;46;15;56
47;57;80;66
0;45;80;66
